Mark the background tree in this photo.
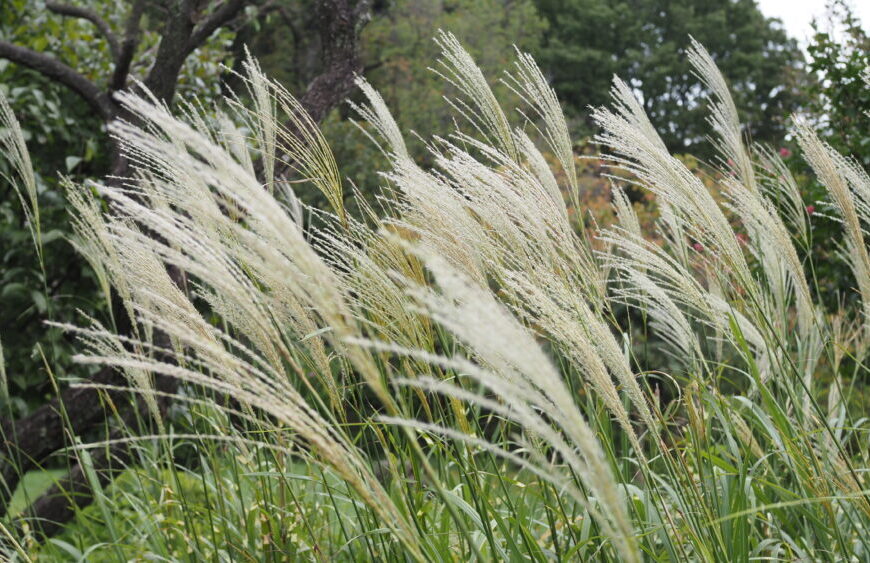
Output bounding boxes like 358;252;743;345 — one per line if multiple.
0;0;243;414
787;1;870;312
533;0;808;156
805;0;870;167
240;0;545;201
337;0;546;200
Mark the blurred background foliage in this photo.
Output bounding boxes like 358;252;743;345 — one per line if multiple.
805;0;870;168
0;0;235;415
0;0;867;414
1;0;112;415
535;0;809;157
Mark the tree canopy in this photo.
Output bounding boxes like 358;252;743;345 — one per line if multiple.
806;0;870;167
534;0;807;156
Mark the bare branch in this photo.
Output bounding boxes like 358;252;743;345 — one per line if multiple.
46;1;120;61
255;0;369;184
304;0;369;116
139;0;198;104
0;41;116;120
353;0;373;21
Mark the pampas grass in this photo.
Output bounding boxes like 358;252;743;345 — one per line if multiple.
2;34;869;562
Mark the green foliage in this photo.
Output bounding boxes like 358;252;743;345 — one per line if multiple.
0;0;235;414
342;0;545;196
782;2;870;313
0;1;116;412
358;0;545;153
0;93;105;415
806;0;870;167
534;0;807;156
5;35;863;561
2;4;869;561
6;469;66;517
251;0;547;205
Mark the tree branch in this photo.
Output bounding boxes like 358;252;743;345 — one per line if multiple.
300;0;369;122
353;0;373;21
187;0;249;52
0;41;116;120
139;0;199;104
45;1;120;61
110;0;147;91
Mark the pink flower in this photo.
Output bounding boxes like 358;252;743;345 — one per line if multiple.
806;205;815;216
736;233;748;244
727;158;735;167
779;147;792;158
692;242;704;252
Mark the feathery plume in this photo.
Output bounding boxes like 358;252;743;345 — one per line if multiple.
399;248;640;562
504;49;581;215
432;30;517;161
796;122;870;337
0;91;41;264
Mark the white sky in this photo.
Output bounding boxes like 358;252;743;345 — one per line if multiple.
756;0;869;46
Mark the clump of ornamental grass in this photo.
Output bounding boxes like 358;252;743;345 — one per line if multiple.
1;33;869;562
